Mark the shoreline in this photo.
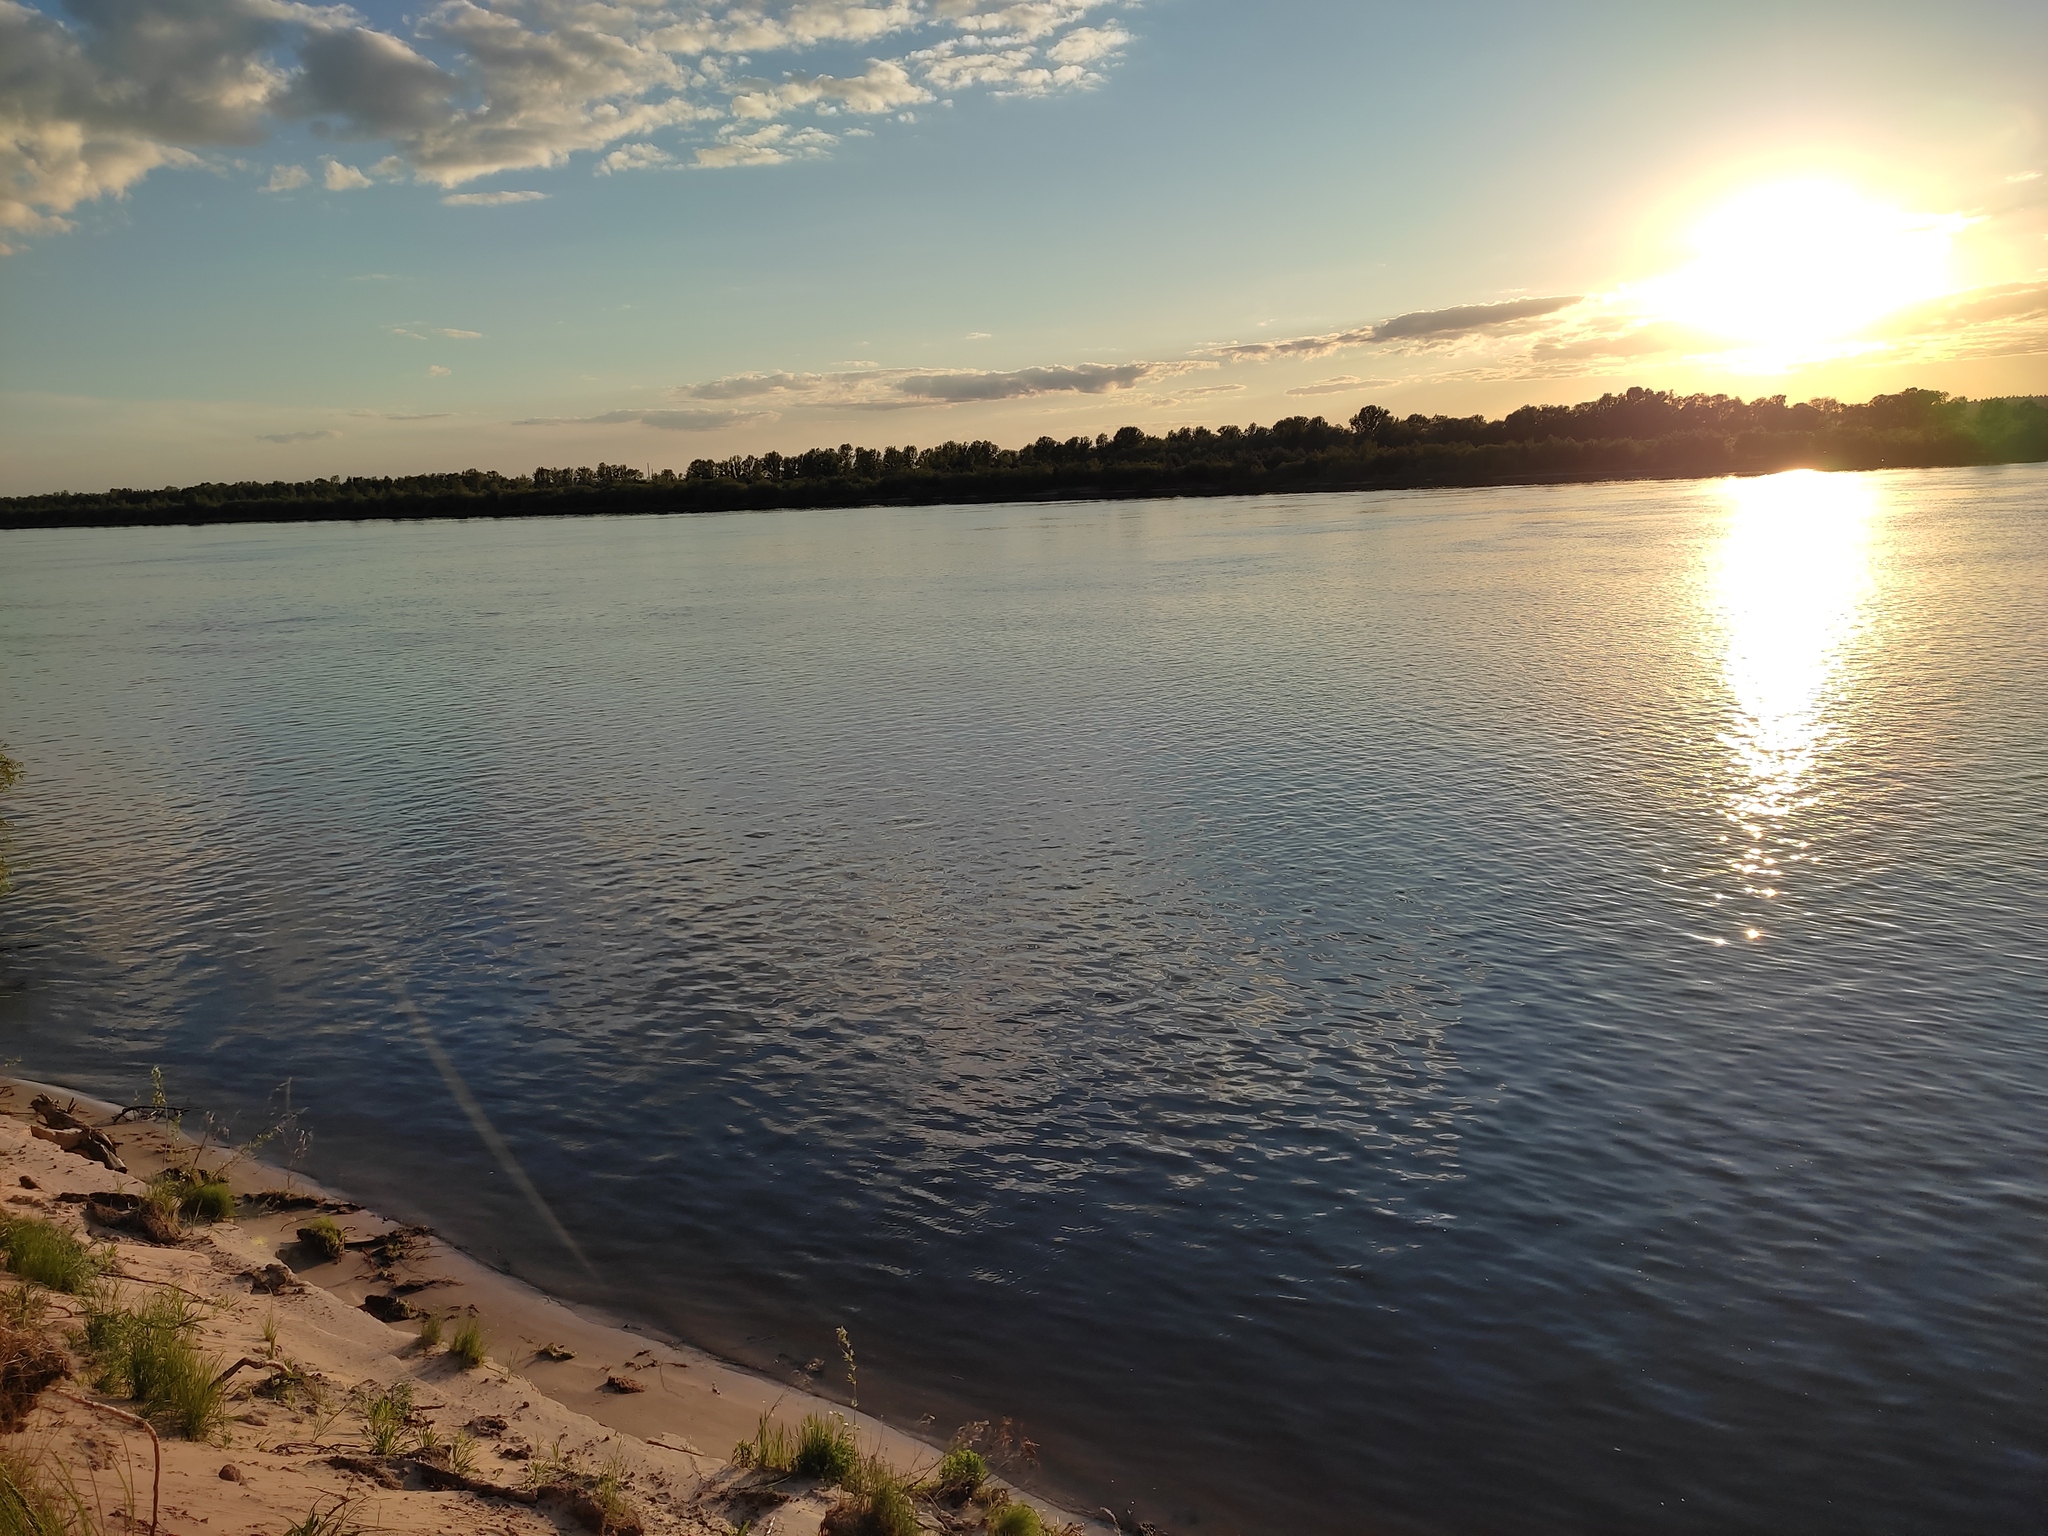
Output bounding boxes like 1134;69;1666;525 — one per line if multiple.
2;1070;1110;1536
3;454;2041;534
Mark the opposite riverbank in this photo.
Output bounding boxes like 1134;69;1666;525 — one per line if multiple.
4;387;2042;530
1;1074;1108;1536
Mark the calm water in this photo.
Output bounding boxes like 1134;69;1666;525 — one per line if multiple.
3;471;2044;1533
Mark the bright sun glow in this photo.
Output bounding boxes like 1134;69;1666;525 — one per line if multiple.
1655;181;1960;354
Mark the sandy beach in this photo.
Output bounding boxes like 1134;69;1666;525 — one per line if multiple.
1;1073;1106;1536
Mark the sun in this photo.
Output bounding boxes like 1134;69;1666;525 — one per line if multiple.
1652;180;1961;354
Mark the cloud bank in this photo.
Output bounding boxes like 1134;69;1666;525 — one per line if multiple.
2;0;1136;243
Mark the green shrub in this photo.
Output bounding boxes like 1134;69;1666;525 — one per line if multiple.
930;1445;988;1501
78;1286;227;1440
988;1503;1044;1536
297;1217;345;1262
448;1316;487;1369
0;1217;103;1295
793;1413;859;1483
178;1181;235;1224
822;1455;917;1536
991;1507;1048;1536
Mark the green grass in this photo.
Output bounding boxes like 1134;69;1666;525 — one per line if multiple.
0;1439;100;1536
731;1411;797;1473
280;1496;359;1536
297;1217;344;1262
0;1284;47;1330
928;1445;988;1501
77;1286;227;1441
415;1312;442;1351
449;1431;479;1477
0;1217;104;1295
988;1503;1045;1536
361;1380;416;1457
793;1413;860;1483
819;1454;918;1536
177;1181;235;1224
447;1316;487;1369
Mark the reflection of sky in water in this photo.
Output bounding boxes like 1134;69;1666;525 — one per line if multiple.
1709;470;1879;940
3;474;2044;1536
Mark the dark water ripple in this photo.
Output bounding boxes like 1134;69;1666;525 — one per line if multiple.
3;469;2045;1534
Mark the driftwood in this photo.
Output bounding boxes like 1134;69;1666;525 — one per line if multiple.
210;1356;291;1390
54;1390;160;1536
28;1095;88;1132
84;1192;181;1245
111;1104;191;1124
27;1122;128;1174
242;1262;306;1296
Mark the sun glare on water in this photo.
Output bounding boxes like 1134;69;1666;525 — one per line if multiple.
1655;181;1960;356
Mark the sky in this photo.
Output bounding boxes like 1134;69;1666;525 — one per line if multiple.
2;0;2046;493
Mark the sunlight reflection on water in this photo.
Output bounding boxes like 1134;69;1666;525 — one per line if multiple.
1709;469;1880;936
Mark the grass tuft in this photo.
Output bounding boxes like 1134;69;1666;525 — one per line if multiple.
447;1316;487;1370
821;1454;917;1536
0;1438;100;1536
731;1411;796;1473
987;1503;1045;1536
928;1445;988;1503
296;1217;345;1262
1;1285;47;1331
280;1495;359;1536
360;1380;415;1457
178;1181;235;1224
0;1217;104;1295
793;1413;859;1484
415;1312;442;1351
76;1286;227;1441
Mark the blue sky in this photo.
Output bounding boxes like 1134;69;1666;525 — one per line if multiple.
3;0;2045;492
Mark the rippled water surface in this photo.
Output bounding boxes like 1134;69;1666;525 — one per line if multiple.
4;471;2045;1533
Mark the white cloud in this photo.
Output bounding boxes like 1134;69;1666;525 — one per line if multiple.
264;163;311;191
428;364;451;375
1046;24;1128;65
440;189;548;205
696;123;837;167
597;142;672;173
731;59;930;119
0;0;1144;245
257;428;341;443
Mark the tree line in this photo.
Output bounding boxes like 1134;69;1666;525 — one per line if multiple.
5;386;2044;530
